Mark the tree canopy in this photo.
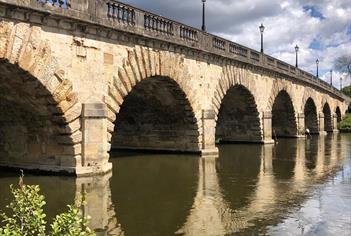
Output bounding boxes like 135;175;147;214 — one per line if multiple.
341;85;351;97
334;55;351;75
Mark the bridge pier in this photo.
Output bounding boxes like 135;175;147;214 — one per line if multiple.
297;113;307;138
78;103;112;176
332;114;339;133
262;111;275;144
0;0;348;176
319;113;327;135
201;110;219;157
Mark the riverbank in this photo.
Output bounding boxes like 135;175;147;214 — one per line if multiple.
339;113;351;132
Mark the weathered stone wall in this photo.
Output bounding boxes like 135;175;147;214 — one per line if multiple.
0;21;81;173
0;1;349;175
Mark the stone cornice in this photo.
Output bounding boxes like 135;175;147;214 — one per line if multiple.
0;0;349;102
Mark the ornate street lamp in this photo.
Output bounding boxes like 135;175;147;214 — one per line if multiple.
295;45;299;68
330;69;333;86
201;0;206;31
259;23;265;53
316;59;319;78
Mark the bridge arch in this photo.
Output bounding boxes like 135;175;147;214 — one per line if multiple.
304;97;319;134
271;90;298;137
212;65;262;143
0;22;80;173
323;102;333;132
215;85;261;143
335;106;342;123
105;46;201;153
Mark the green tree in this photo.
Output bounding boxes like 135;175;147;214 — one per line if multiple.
0;174;95;236
338;113;351;132
334;55;351;76
334;55;351;95
341;85;351;97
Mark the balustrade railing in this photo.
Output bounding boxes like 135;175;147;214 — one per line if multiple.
213;37;226;50
229;44;248;58
250;51;260;62
9;0;346;100
277;61;289;72
144;14;173;35
266;56;276;66
180;26;198;41
107;1;135;25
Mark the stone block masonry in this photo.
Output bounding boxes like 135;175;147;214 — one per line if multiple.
0;0;348;175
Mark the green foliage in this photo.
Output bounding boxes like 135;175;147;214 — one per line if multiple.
338;113;351;132
0;181;95;236
341;85;351;97
51;203;94;236
334;54;351;75
0;185;46;236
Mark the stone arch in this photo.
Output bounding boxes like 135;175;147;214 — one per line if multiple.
212;64;262;143
105;46;201;153
323;102;333;132
301;88;318;113
0;21;81;173
215;85;262;143
267;82;296;112
304;97;319;134
335;106;342;123
271;90;298;137
320;96;329;112
212;64;258;119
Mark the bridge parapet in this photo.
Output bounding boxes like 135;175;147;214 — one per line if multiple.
0;0;349;103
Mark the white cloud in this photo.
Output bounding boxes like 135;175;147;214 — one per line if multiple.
124;0;351;87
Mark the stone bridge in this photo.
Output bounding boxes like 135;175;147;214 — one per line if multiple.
0;0;349;176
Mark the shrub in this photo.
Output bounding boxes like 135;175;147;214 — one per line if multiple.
0;175;95;236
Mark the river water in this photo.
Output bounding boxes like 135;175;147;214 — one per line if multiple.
0;134;350;235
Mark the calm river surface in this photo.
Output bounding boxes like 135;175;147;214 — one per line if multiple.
1;134;351;235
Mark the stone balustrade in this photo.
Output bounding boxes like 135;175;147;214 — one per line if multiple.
0;0;344;102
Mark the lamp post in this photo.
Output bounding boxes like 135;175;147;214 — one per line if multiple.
259;23;265;53
330;69;333;86
316;59;319;78
295;45;299;68
201;0;206;31
340;77;343;90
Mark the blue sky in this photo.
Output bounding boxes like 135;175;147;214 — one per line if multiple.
303;5;325;19
122;0;351;88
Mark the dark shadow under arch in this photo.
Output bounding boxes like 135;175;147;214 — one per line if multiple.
272;90;297;137
304;98;319;134
0;60;75;171
215;85;261;143
336;106;342;123
323;103;333;132
111;76;200;153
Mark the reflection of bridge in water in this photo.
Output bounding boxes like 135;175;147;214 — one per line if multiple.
75;134;346;235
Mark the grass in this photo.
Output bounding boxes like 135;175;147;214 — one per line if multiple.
338;113;351;132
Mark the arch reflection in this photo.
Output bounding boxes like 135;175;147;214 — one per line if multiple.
77;135;346;235
75;174;124;235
